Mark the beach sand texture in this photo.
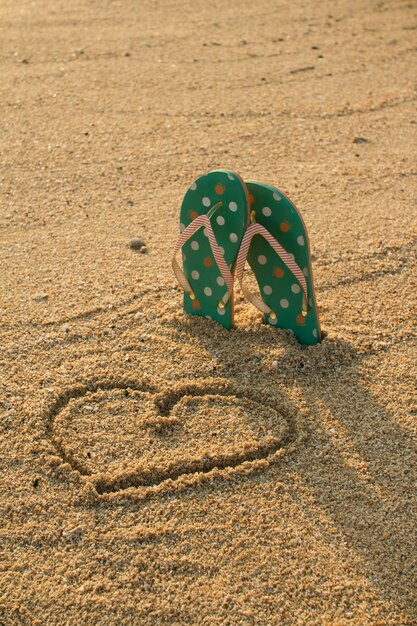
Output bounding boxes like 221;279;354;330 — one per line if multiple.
1;0;416;623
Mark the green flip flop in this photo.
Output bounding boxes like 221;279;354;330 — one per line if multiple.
236;181;321;345
172;170;250;329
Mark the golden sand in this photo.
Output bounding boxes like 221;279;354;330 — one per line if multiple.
1;0;416;623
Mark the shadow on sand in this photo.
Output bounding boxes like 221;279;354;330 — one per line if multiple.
167;315;416;617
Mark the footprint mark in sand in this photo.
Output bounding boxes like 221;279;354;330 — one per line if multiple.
46;378;296;496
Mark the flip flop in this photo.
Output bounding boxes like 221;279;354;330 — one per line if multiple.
172;170;250;329
236;181;321;345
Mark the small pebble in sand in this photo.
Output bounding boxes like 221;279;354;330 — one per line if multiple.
33;294;48;302
130;237;145;250
139;246;147;254
353;137;369;144
62;526;85;539
61;325;70;333
272;361;278;370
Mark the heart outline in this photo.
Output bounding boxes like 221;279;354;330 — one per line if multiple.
45;376;296;497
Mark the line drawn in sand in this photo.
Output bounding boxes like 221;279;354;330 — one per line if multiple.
44;377;298;498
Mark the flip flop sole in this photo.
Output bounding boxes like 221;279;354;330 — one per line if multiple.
245;181;321;345
180;170;249;329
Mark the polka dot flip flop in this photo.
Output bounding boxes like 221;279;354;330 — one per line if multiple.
172;170;250;329
236;181;321;345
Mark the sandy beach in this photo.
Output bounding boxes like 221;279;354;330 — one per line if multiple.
1;0;416;623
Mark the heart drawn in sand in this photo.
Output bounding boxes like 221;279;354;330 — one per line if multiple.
47;378;294;496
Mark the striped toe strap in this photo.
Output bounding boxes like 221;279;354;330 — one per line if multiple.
236;223;309;318
172;213;234;309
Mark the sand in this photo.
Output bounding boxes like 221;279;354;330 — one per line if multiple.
1;0;416;623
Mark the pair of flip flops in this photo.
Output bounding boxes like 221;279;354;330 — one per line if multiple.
172;170;321;346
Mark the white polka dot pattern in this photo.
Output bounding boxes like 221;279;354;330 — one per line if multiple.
173;172;248;327
235;220;309;321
